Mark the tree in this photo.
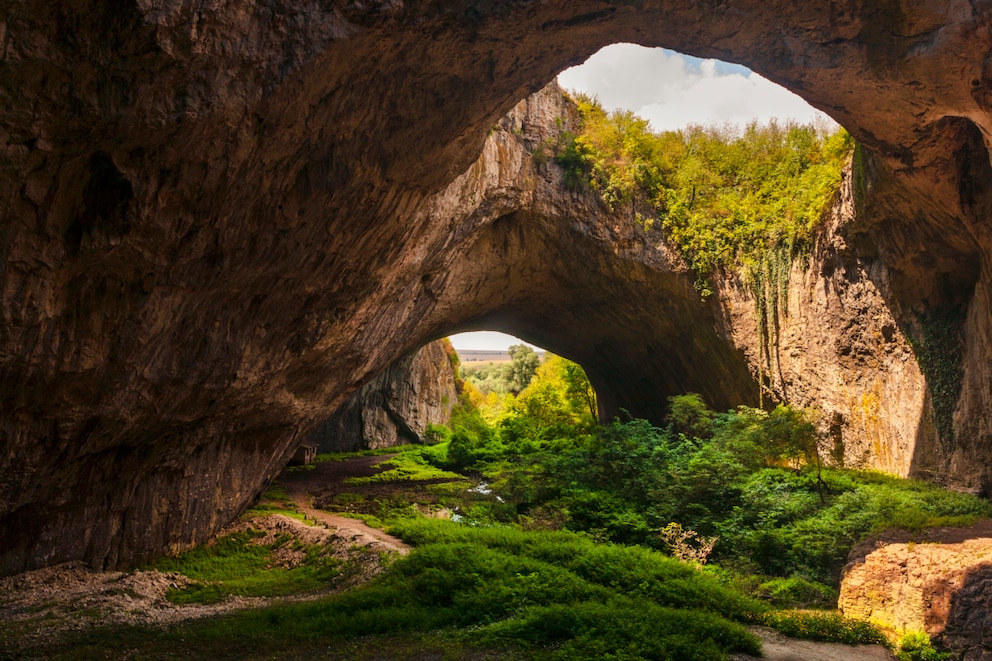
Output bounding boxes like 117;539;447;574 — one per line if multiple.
507;344;540;393
562;359;598;423
504;355;598;441
667;393;713;440
761;405;826;502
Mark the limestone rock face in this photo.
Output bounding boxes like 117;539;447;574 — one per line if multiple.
2;1;992;574
839;523;992;659
718;164;938;477
308;340;457;453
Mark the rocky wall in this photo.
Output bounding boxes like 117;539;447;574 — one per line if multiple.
308;340;457;453
3;1;992;572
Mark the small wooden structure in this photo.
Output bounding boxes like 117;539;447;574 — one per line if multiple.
289;441;317;466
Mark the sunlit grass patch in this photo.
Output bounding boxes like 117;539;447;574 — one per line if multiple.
315;446;404;463
478;600;761;660
194;519;763;658
345;449;464;484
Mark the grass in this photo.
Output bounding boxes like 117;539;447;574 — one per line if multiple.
20;508;897;661
896;631;955;661
86;520;767;660
830;469;992;531
315;446;406;463
148;529;342;604
242;484;308;522
59;517;892;659
344;447;465;484
26;436;971;659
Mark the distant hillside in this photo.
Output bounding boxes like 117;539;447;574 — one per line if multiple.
458;349;547;365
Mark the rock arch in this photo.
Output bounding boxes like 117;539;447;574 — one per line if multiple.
2;2;992;574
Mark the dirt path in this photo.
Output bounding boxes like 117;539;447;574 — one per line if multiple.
280;456;410;554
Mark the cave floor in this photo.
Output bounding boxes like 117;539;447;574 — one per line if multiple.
279;456;412;553
0;453;908;660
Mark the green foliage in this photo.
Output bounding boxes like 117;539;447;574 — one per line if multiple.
122;520;764;659
460;344;543;397
897;631;954;661
478;600;759;660
148;530;342;604
344;448;464;484
389;520;766;622
442;355;597;474
507;344;540;392
429;389;992;587
559;94;853;292
762;610;888;645
243;483;307;521
57;377;989;659
668;393;714;439
439;337;466;395
422;422;451;445
462;360;516;395
555;129;593;191
757;577;837;609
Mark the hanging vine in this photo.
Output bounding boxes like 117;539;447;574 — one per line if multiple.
748;241;799;406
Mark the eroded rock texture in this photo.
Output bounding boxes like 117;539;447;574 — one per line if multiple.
2;1;992;573
308;340;456;453
840;523;992;660
718;166;937;479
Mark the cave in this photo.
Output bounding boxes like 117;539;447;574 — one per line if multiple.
2;2;992;577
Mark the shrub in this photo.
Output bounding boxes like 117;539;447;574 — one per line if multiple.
660;522;718;566
897;631;954;661
758;577;837;608
763;610;888;645
422;422;450;445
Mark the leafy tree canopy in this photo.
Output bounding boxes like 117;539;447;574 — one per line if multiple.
556;94;853;292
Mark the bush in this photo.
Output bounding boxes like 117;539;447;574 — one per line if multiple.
157;520;766;658
479;600;761;660
897;631;954;661
422;422;450;445
432;388;992;587
758;577;837;609
762;610;888;645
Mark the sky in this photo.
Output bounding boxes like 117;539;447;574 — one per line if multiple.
449;44;833;353
556;43;834;133
448;331;539;352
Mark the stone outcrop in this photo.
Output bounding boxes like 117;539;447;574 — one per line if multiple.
307;340;457;453
2;1;992;573
839;522;992;659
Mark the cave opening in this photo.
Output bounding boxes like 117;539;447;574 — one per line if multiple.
6;4;992;604
406;43;850;426
556;43;836;134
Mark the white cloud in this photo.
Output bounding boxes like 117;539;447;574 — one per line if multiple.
447;331;540;352
557;43;836;133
